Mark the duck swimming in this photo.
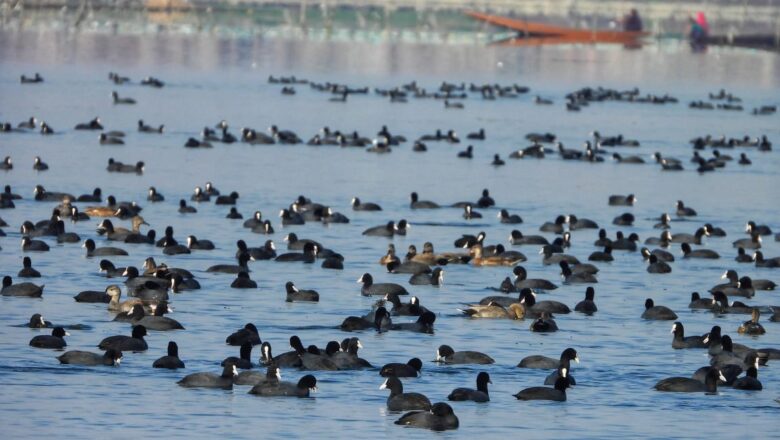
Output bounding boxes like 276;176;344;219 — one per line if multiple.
178;364;237;390
2;276;44;297
435;345;494;364
655;368;725;393
381;376;432;411
514;373;570;401
58;349;122;366
447;372;491;403
394;402;459;431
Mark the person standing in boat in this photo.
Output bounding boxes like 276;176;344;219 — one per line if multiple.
695;12;709;36
623;9;643;32
688;15;708;45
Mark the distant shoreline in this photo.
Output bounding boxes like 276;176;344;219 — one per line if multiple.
2;0;779;50
5;0;780;35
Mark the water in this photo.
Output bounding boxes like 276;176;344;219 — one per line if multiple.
1;30;779;439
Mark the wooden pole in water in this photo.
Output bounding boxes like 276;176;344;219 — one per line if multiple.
775;0;780;47
383;2;389;31
321;0;330;29
299;0;307;26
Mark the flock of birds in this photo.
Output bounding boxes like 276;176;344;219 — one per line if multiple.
2;71;779;431
4;73;774;177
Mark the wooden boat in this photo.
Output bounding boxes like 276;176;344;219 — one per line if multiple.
466;10;647;45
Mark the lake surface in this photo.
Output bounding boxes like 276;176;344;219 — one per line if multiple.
1;29;779;439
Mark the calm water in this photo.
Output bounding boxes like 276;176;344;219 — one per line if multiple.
1;30;779;439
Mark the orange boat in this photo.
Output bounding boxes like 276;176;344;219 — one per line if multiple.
466;10;648;45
